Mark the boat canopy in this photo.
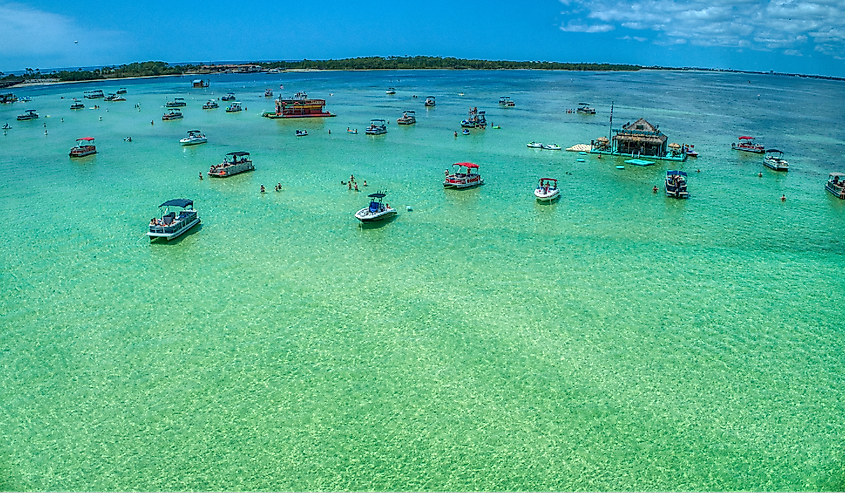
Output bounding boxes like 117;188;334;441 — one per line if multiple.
226;151;250;157
539;178;558;183
666;170;687;177
738;136;755;140
829;172;845;178
368;193;386;198
159;199;193;208
188;129;201;133
77;137;95;141
454;162;479;169
765;149;782;154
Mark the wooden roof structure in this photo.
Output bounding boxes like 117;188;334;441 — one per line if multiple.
613;118;667;146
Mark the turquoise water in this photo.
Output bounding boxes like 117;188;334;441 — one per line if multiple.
1;70;844;491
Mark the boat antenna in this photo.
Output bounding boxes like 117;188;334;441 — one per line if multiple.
608;101;614;151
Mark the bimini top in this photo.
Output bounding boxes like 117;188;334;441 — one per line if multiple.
454;162;479;169
226;151;250;157
765;149;782;154
159;199;193;208
539;178;558;183
368;193;386;198
738;136;756;140
666;170;687;177
76;137;95;141
829;172;845;177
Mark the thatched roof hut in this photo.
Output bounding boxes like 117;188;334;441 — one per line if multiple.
613;118;668;157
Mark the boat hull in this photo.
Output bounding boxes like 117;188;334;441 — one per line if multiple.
355;208;397;222
763;159;788;171
826;182;845;199
208;163;254;177
69;148;97;157
180;138;207;146
534;189;560;201
147;217;200;241
732;143;764;153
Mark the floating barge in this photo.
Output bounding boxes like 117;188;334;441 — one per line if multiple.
262;92;335;119
590;108;687;162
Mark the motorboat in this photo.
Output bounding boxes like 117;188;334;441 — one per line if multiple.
542;144;561;150
69;137;97;157
225;102;242;112
576;102;596;114
498;96;515;107
732;136;765;153
147;199;200;242
763;149;788;171
461;107;486;128
665;170;689;198
166;97;186;108
202;100;219;109
365;119;387;135
424;96;435;107
16;109;38;121
825;173;845;199
180;130;207;146
443;162;484;189
116;88;128;94
683;144;698;157
70;99;85;110
104;93;125;101
208;151;254;177
162;109;183;120
534;178;560;201
295;129;308;137
355;192;397;223
397;110;416;125
264;88;273;97
386;87;396;95
222;92;236;101
84;90;104;99
526;142;543;148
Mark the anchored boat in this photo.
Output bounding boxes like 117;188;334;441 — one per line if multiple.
162;109;183;120
225;102;242;113
763;149;788;171
498;96;515;107
826;173;845;199
443;162;484;189
180;130;207;146
355;192;397;223
665;170;689;199
732;136;765;153
202;100;219;109
576;102;596;114
208;151;254;177
424;96;436;107
534;178;560;202
69;137;97;157
166;97;186;108
365;119;387;135
461;107;486;128
147;199;200;242
262;92;335;118
16;109;38;121
397;110;416;125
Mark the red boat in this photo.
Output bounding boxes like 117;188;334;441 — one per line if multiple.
69;137;97;157
262;92;335;118
731;136;764;153
443;163;484;189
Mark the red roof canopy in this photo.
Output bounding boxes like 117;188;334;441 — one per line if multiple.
738;136;755;140
77;137;95;141
454;162;479;169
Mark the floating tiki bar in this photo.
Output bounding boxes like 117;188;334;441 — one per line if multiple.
590;114;687;162
262;92;335;119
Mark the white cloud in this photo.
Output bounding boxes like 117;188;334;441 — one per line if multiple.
558;0;845;57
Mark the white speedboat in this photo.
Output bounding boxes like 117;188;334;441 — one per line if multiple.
355;192;397;223
424;96;435;107
147;199;200;241
180;130;207;146
365;119;387;135
386;87;396;95
222;92;236;101
443;162;484;189
526;141;543;148
534;178;560;201
542;144;561;150
208;151;254;177
763;149;788;171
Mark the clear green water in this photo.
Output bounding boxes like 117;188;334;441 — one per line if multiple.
1;70;844;491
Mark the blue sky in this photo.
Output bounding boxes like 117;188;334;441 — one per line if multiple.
2;0;845;76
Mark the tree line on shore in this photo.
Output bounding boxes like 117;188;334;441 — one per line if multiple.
0;57;642;85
